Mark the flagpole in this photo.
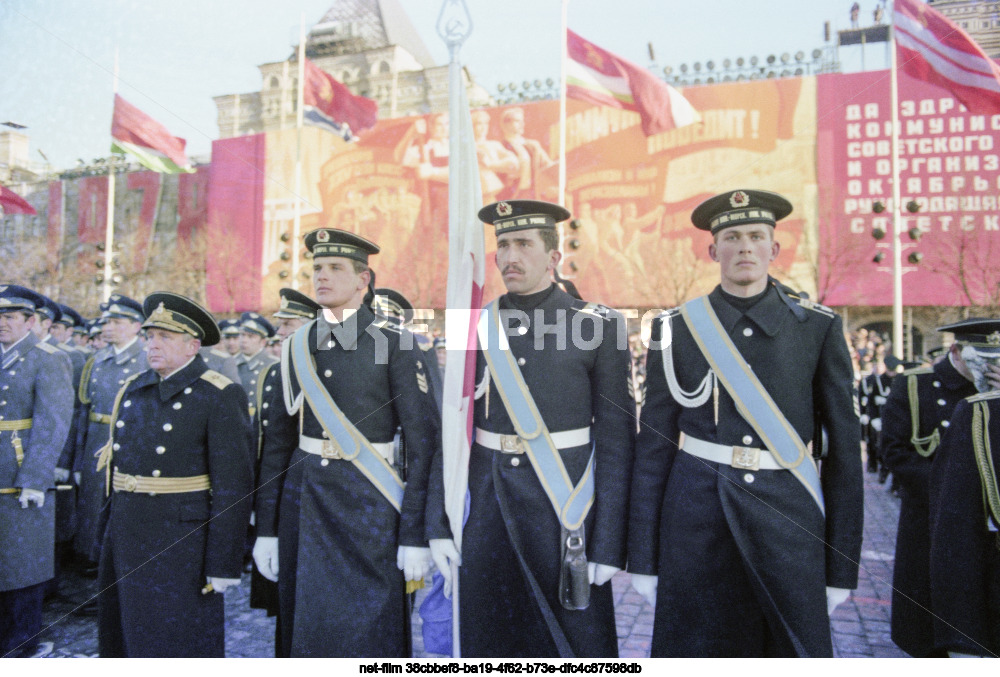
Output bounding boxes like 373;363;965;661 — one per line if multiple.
558;0;568;206
889;2;904;359
292;14;306;291
103;48;119;302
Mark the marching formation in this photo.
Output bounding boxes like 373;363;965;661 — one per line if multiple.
1;192;998;659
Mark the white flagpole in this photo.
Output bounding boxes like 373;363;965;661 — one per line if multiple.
558;0;568;206
889;2;904;359
292;14;306;290
103;48;119;301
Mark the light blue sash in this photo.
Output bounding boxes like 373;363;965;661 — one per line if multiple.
478;301;595;530
290;321;404;512
680;296;825;515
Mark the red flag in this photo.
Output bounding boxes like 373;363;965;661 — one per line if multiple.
0;185;36;215
566;29;700;136
111;94;193;173
302;58;378;141
895;0;1000;114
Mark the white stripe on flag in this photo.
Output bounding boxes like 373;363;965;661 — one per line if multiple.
897;32;1000;95
565;60;633;98
896;13;999;79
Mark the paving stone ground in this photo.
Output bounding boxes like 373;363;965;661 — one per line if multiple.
31;459;904;658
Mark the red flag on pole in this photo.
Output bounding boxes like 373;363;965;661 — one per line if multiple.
895;0;1000;114
0;185;36;215
111;94;193;173
302;57;378;141
566;29;700;136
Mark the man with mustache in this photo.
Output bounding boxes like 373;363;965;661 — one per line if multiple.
430;200;634;657
629;189;863;657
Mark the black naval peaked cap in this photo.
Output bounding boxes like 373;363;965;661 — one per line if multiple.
102;294;144;322
274;288;322;320
0;284;46;313
372;287;414;324
56;303;84;328
240;312;276;338
478;200;571;236
142;292;221;347
304;228;380;264
937;317;1000;355
691;189;794;234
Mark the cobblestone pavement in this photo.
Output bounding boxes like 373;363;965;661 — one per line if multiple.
32;464;903;658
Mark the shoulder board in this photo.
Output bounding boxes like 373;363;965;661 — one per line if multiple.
574;302;614;320
901;366;934;377
966;390;1000;403
34;341;59;354
790;295;835;317
210;347;230;358
370;317;403;334
201;370;234;390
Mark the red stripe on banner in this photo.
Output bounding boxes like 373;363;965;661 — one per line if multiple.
177;167;209;243
125;172;161;274
206;134;266;313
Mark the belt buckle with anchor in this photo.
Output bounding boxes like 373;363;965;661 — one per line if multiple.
499;434;525;455
731;446;760;471
320;439;343;460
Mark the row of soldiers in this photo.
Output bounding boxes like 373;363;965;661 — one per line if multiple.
851;322;1000;658
1;191;998;658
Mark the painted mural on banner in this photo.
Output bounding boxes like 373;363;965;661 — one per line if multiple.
817;69;1000;308
249;77;819;311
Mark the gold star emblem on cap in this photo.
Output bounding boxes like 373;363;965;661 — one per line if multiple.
148;302;171;323
497;202;512;217
317;230;330;243
988;331;1000;346
280;296;290;308
729;191;750;208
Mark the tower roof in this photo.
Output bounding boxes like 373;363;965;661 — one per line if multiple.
307;0;437;67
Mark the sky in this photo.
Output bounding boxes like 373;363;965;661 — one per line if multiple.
0;0;893;171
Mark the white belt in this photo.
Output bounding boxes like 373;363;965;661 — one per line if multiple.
299;435;394;462
680;433;782;471
475;427;591;454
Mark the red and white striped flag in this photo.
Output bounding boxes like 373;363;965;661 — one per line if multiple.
566;29;700;136
441;61;484;555
895;0;1000;114
111;94;194;173
0;185;36;215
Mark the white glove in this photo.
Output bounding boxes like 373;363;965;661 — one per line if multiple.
428;538;461;598
630;573;658;607
947;651;979;658
252;536;279;582
54;467;70;483
396;545;432;582
826;586;851;614
73;471;81;485
588;563;620;586
19;488;45;509
206;577;241;593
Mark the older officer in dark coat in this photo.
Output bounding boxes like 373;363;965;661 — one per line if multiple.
96;292;254;657
0;285;73;657
75;294;147;566
432;201;633;658
880;320;980;656
629;190;863;657
253;229;444;657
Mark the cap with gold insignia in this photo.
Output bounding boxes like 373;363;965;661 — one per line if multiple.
88;319;104;337
55;304;84;329
937;318;1000;357
690;189;794;234
33;293;62;324
273;288;322;320
372;287;414;324
0;285;45;313
142;292;221;346
101;294;144;322
240;312;276;338
304;228;380;263
218;319;240;337
478;200;571;236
